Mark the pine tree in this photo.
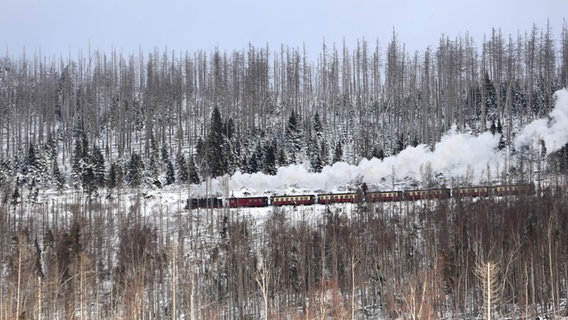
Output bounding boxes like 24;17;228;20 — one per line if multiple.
12;184;20;204
313;112;323;138
396;135;406;154
285;110;303;163
23;143;39;185
53;161;65;192
309;138;324;173
540;139;547;158
195;137;205;165
107;163;124;190
127;152;144;188
82;165;97;197
165;159;175;185
490;119;497;135
107;163;117;190
498;135;506;150
411;136;419;147
91;145;106;187
176;152;189;183
147;134;160;180
45;133;57;162
72;131;90;189
277;149;287;167
246;145;261;174
206;107;228;177
263;144;277;175
333;141;343;163
188;156;200;184
161;144;170;163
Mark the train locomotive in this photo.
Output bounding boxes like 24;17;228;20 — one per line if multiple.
186;183;534;209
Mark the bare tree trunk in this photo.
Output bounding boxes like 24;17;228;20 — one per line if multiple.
475;259;502;320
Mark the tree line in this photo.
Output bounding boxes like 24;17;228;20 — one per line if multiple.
1;23;568;195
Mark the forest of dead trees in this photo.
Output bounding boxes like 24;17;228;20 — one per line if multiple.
1;22;568;319
2;179;568;319
1;22;568;190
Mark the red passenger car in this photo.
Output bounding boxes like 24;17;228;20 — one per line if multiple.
404;188;451;201
272;195;316;206
453;187;491;198
228;196;269;208
317;193;359;204
366;191;403;202
493;184;534;196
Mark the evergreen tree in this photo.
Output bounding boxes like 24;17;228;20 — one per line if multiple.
176;152;189;183
188;156;200;184
395;135;405;154
161;144;170;163
206;107;228;177
72;131;90;189
490;119;497;135
483;71;497;112
147;152;159;181
377;148;385;160
411;136;419;147
82;165;97;197
540;139;547;159
165;159;175;185
91;145;106;187
126;152;144;188
498;135;506;150
107;163;117;190
12;184;20;204
45;133;57;162
285;110;303;163
320;140;328;167
313;112;323;138
333;141;343;163
107;162;124;190
309;137;324;173
497;118;503;134
53;161;65;192
277;148;287;167
246;145;261;174
23;143;39;185
263;144;277;175
147;134;160;180
195;137;205;164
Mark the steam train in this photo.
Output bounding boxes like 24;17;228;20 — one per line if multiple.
185;183;534;209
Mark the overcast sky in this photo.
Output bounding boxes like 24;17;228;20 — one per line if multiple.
2;0;566;62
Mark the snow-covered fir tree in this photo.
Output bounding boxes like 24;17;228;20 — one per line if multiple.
175;152;188;183
126;152;144;188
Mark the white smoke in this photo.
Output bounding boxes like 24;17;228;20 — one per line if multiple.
514;88;568;155
222;127;504;195
196;88;568;196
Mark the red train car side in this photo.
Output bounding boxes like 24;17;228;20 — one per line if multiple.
272;195;316;206
493;184;534;196
228;196;269;208
404;189;451;201
453;187;491;198
317;193;359;204
366;191;403;202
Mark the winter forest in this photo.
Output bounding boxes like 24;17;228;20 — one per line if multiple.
2;22;568;319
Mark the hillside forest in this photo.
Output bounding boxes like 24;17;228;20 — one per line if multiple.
1;22;568;319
